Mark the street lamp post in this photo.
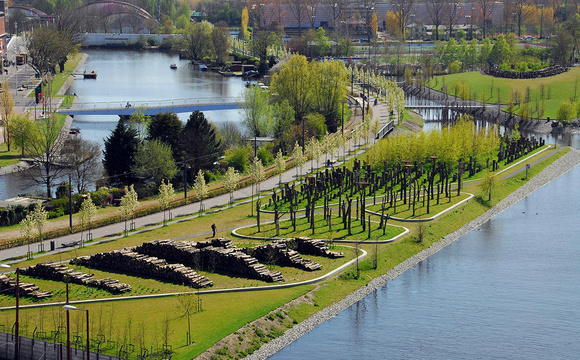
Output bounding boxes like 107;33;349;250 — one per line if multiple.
0;264;19;359
341;100;347;135
539;4;544;40
63;305;90;360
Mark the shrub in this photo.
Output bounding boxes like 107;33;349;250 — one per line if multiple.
305;113;327;140
91;187;111;207
448;60;462;74
55;182;71;199
225;146;250;173
46;197;70;215
257;144;274;165
135;182;157;199
204;170;218;183
110;187;126;200
557;100;575;124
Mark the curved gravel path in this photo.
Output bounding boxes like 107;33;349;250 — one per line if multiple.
246;148;580;360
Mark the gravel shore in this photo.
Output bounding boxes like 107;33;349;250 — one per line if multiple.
246;147;580;360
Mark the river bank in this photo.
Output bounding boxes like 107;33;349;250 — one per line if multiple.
243;147;580;360
402;83;566;134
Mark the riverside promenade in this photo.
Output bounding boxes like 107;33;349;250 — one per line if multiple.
0;90;388;262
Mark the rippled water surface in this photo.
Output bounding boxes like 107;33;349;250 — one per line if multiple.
271;165;580;359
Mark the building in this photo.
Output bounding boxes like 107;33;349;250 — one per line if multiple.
0;1;6;61
261;2;504;37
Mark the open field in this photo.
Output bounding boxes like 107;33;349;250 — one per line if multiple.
426;68;580;119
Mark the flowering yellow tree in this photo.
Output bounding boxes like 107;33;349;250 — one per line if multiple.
241;7;249;38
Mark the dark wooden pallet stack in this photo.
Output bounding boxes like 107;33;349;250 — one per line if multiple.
284;237;345;258
22;262;132;294
135;238;284;283
247;242;322;271
0;274;53;299
70;249;213;288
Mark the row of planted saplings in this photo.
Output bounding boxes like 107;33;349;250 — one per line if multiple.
268;131;543;216
258;157;468;238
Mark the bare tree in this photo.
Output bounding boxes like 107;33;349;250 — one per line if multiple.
427;0;446;40
476;0;496;39
177;294;198;345
24;114;68;198
287;0;308;36
513;0;533;37
304;0;320;29
60;137;102;193
443;0;461;40
392;0;415;39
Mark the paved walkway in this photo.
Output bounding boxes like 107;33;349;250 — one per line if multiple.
0;91;390;263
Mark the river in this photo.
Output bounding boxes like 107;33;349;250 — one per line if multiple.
270;142;580;358
0;49;249;199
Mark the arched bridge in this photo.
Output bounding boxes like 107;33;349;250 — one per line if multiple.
59;97;242;116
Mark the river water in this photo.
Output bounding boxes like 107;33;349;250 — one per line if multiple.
0;49;248;198
270;151;580;357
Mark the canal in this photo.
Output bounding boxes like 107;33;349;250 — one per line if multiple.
0;48;249;199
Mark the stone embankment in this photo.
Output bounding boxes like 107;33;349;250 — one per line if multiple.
245;148;580;360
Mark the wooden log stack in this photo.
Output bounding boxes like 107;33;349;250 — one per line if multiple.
70;249;213;288
135;238;284;283
22;262;132;294
0;274;53;299
283;237;345;258
246;242;322;271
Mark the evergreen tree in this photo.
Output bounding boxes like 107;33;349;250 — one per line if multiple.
181;110;223;175
148;112;184;161
103;118;140;186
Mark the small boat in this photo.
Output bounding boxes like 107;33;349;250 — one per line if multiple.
170;63;177;69
198;64;208;71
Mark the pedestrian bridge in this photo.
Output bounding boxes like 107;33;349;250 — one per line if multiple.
58;97;242;116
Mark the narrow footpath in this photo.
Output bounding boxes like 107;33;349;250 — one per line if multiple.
0;92;390;262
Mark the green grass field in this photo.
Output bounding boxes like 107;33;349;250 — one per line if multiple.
426;68;580;119
236;214;406;241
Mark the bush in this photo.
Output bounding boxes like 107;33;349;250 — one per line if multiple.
257;144;274;165
225;146;250;173
110;187;126;200
135;182;158;199
449;60;462;74
557;100;575;124
204;171;218;184
46;197;70;215
55;182;71;199
91;187;111;207
305;113;327;140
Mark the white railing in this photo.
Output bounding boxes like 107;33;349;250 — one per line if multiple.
70;96;240;110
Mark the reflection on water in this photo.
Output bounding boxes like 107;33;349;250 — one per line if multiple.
0;49;248;198
271;165;580;360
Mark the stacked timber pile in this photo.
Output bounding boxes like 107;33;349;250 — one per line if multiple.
247;242;322;271
70;249;213;288
195;238;236;249
0;274;53;299
283;237;345;258
135;238;284;283
22;262;132;294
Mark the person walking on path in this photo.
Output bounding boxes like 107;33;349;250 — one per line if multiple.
211;222;217;237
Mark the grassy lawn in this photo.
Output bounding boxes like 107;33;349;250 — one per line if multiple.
366;192;470;219
0;143;23;167
29;53;84;99
426;68;580;119
0;145;568;360
237;214;406;241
